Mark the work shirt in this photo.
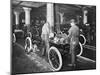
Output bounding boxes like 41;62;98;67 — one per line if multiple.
67;24;79;65
68;25;79;45
41;22;51;55
41;22;50;41
42;22;50;34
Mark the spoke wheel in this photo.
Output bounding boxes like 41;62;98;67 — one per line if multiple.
76;42;83;56
28;32;32;38
48;46;62;71
13;33;16;43
79;34;86;45
25;37;32;53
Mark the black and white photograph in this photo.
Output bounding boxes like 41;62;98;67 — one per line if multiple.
11;0;96;74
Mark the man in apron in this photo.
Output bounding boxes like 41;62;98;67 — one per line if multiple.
67;19;80;67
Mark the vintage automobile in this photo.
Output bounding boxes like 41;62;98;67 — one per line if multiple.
48;32;83;71
24;30;83;71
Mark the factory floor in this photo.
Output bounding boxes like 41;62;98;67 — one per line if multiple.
11;38;96;75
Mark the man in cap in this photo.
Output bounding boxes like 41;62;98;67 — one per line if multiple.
67;19;80;67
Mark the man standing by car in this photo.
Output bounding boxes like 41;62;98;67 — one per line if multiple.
41;21;51;56
67;19;80;68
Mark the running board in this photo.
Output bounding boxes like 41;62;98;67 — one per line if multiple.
83;45;96;51
77;56;96;63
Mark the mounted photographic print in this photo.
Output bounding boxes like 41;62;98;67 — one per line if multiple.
11;0;96;74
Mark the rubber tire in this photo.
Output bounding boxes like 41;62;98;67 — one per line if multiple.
80;34;86;45
48;46;62;71
28;32;32;38
13;33;16;43
77;42;83;56
25;37;32;53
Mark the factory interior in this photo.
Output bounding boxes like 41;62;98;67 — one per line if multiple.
11;0;96;74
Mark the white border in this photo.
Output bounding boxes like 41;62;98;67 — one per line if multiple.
0;0;99;75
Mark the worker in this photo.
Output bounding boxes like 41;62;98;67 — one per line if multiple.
67;19;80;67
41;21;51;56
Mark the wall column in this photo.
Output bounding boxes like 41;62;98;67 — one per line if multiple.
14;11;20;26
47;3;54;33
23;7;31;32
83;9;88;24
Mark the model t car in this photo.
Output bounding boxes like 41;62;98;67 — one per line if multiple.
24;25;84;71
